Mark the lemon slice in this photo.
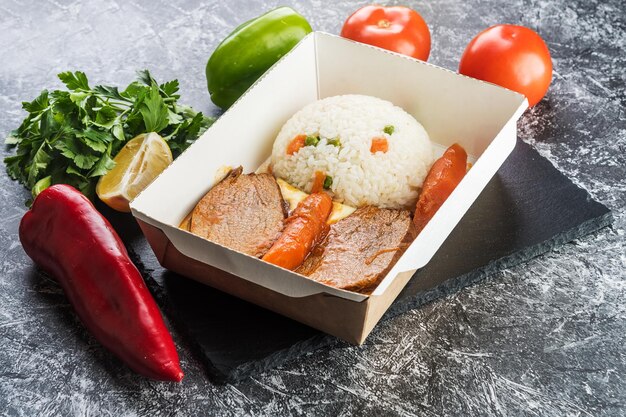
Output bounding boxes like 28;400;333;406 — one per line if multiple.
96;132;173;212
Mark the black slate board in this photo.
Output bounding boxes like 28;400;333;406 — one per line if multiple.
115;139;611;383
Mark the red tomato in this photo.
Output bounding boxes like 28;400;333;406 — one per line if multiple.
459;25;552;107
340;5;431;61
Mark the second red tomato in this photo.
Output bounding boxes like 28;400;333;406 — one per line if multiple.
340;5;431;61
459;25;553;107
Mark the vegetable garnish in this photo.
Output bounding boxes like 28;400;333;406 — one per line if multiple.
262;192;332;271
287;134;307;155
4;70;214;199
305;135;320;146
370;137;389;153
323;175;333;190
327;137;341;147
311;170;326;193
383;125;395;135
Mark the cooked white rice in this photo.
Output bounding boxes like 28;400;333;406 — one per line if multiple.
271;95;433;209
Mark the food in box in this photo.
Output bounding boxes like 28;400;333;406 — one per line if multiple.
130;32;528;344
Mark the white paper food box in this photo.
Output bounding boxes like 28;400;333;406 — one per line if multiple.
130;32;528;344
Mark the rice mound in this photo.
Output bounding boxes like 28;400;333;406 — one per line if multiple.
271;95;434;209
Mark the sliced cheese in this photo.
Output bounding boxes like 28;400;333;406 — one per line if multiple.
277;178;355;224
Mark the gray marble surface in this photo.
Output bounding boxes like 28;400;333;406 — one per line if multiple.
1;0;624;416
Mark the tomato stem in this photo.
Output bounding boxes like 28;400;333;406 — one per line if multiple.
377;19;391;29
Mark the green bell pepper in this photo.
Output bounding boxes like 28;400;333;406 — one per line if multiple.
206;7;313;109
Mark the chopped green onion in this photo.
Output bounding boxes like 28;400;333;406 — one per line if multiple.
323;175;333;189
383;125;395;135
305;135;320;146
327;137;341;147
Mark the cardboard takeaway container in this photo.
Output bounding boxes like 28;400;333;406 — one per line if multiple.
130;32;528;345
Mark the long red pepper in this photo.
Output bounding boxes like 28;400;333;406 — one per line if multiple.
19;184;183;382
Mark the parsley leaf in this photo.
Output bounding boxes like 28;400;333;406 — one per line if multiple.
4;70;214;201
140;84;170;133
136;69;156;86
160;80;180;98
22;90;49;113
92;85;126;101
89;151;116;178
58;71;90;91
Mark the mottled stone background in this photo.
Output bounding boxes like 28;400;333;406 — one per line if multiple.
1;0;624;416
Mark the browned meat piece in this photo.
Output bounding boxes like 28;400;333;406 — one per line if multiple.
297;206;415;293
190;167;287;257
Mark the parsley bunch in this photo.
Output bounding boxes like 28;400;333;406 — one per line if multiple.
4;70;213;198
